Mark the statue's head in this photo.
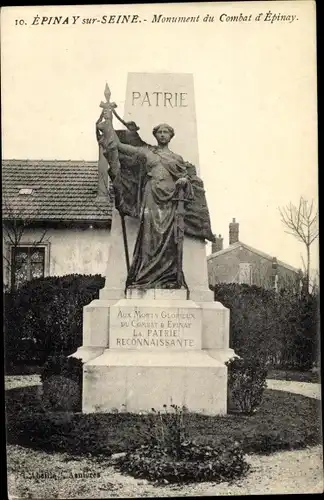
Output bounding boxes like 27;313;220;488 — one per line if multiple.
152;123;175;145
102;107;112;120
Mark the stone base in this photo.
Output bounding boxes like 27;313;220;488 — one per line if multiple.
83;350;229;415
71;288;234;416
71;346;105;363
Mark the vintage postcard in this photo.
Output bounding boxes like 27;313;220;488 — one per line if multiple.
2;1;321;498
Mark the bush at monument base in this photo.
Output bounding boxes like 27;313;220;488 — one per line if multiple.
226;357;268;414
113;404;250;484
40;355;83;412
115;440;249;484
131;404;188;458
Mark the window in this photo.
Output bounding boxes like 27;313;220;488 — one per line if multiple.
11;246;46;289
239;263;252;285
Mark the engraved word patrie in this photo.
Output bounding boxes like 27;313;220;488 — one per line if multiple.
132;91;188;107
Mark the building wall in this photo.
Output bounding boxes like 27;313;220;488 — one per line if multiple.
207;245;299;290
3;226;111;287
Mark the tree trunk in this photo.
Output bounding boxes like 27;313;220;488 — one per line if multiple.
306;244;310;293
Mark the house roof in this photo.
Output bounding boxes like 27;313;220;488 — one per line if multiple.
207;240;300;274
2;160;113;223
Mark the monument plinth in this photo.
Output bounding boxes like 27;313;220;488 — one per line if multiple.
82;290;233;415
72;73;234;415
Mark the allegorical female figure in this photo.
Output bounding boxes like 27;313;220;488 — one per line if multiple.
96;103;215;290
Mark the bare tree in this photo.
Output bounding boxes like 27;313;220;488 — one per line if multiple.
279;197;319;292
2;194;49;292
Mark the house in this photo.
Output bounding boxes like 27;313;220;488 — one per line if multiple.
207;218;302;292
2;154;113;290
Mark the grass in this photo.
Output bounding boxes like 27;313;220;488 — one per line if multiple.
267;368;320;383
6;383;322;459
5;363;43;376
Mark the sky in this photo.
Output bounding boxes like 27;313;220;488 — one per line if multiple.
1;2;318;273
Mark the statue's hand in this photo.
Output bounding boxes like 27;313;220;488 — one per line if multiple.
175;177;189;188
184;161;197;177
125;121;140;132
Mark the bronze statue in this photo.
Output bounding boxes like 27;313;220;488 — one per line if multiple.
96;84;215;291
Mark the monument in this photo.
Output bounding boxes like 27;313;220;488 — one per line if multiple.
72;73;235;415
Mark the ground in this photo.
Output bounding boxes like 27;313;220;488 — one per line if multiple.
5;375;323;498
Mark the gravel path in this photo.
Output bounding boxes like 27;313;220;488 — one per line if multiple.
5;375;323;497
6;443;323;498
5;374;42;390
266;379;321;400
6;375;321;398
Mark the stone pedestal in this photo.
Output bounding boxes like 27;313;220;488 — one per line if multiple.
73;288;234;415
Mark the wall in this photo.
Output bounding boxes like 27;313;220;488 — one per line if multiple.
3;225;111;287
207;245;299;290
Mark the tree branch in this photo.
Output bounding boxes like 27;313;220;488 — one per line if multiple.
2;196;50;291
279;196;318;288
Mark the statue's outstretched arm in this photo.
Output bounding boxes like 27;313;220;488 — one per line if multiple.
108;116;143;157
113;128;142;157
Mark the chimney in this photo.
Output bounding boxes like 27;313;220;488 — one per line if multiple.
229;218;239;245
271;257;278;273
97;145;109;199
212;234;223;253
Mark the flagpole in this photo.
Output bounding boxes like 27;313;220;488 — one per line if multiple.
119;212;130;274
98;83;131;276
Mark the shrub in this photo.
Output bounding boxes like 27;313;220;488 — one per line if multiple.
4;274;105;365
115;404;249;484
212;283;319;371
267;368;320;383
227;357;268;414
41;354;83;385
116;439;249;484
40;354;83;412
132;404;188;460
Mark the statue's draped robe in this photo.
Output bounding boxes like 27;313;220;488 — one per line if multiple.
100;126;215;289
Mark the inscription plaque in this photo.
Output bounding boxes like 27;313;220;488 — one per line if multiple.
109;303;201;350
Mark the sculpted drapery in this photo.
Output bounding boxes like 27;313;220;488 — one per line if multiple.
96;108;215;290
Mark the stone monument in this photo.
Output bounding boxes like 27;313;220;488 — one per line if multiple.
72;73;234;415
